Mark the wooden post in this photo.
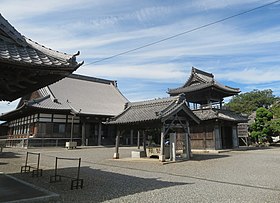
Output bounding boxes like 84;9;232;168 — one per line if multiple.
159;126;165;162
81;122;86;146
98;122;102;146
143;131;147;157
182;121;191;160
232;126;239;148
187;121;192;158
215;124;222;150
113;130;120;159
130;129;134;146
137;131;140;149
169;133;176;162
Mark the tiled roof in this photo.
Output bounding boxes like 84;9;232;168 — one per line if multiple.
168;67;240;95
0;14;83;101
0;14;82;68
107;95;200;125
193;108;248;122
32;74;127;116
0;74;128;120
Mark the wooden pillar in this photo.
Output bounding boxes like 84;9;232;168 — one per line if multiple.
159;126;165;162
113;130;120;159
81;122;86;146
137;130;140;149
182;121;191;160
188;123;192;158
169;133;176;162
232;126;239;148
215;124;222;150
143;131;147;157
130;129;134;146
98;122;102;146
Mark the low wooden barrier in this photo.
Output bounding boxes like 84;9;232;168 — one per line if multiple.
50;157;83;190
20;152;43;177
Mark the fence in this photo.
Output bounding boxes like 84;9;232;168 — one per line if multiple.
5;138;81;148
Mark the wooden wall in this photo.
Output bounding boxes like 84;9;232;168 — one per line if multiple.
190;121;215;149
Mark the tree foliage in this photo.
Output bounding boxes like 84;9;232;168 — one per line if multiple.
269;101;280;118
249;107;273;142
269;119;280;136
226;89;276;114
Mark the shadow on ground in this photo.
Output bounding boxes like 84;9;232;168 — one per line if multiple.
191;154;230;161
10;165;191;202
0;152;22;166
0;151;22;159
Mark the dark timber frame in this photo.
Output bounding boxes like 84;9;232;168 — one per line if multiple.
50;157;83;190
20;152;43;177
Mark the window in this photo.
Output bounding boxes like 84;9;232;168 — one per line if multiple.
53;124;65;134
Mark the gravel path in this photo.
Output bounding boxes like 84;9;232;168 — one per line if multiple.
1;146;280;202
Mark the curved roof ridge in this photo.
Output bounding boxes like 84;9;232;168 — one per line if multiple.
192;67;213;78
168;67;240;97
0;13;27;46
24;37;72;60
24;37;83;66
25;95;50;106
159;99;183;117
213;80;240;92
128;96;179;107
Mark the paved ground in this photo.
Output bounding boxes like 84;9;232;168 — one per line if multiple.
1;146;280;203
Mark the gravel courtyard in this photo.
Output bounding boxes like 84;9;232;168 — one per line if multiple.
1;146;280;203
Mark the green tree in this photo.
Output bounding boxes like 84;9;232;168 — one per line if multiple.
249;107;273;142
226;89;276;114
269;119;280;136
270;101;280;118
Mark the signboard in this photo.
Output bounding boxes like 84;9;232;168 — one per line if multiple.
237;123;248;137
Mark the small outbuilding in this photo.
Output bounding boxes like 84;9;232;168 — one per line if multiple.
106;94;200;161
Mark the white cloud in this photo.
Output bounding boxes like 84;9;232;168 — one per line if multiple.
1;0;102;20
0;100;20;117
77;63;185;82
190;0;266;11
215;67;280;84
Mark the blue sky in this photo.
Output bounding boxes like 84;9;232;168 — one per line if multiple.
1;0;280;114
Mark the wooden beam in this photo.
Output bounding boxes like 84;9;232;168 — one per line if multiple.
142;130;147;157
113;130;120;159
130;129;133;145
137;130;140;149
98;122;102;146
81;122;86;146
159;126;165;162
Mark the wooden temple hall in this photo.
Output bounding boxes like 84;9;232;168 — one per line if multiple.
105;67;247;161
167;67;248;150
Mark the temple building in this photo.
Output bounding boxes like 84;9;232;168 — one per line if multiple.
0;74;128;147
0;14;83;101
106;94;200;161
168;67;248;150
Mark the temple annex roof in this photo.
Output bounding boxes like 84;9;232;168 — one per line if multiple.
106;94;200;125
193;108;248;123
0;14;83;101
168;67;240;104
0;74;128;120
